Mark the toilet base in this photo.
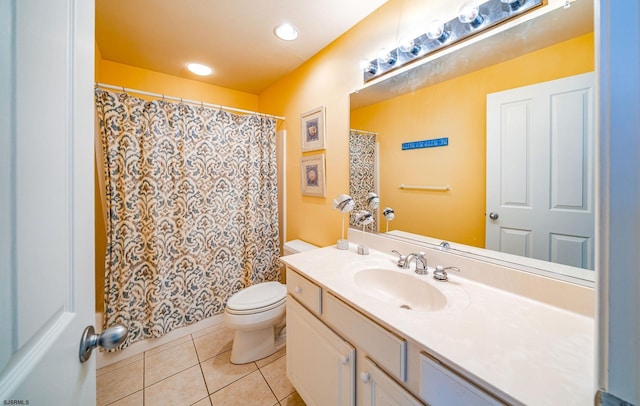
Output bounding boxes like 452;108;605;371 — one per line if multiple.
229;323;286;364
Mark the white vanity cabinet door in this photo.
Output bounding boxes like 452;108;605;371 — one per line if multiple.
360;357;424;406
287;295;356;406
419;353;505;406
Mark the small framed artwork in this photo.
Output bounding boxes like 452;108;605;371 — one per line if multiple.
301;106;326;152
301;154;326;197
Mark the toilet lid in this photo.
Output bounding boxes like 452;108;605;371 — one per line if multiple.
227;282;286;312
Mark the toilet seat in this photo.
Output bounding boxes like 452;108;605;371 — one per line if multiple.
226;282;286;315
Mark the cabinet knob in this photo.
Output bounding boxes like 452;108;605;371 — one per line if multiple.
360;372;371;383
294;286;302;294
339;355;349;365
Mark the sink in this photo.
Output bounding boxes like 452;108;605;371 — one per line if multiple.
353;269;447;312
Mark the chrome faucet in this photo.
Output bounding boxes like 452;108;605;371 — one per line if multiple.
392;250;428;275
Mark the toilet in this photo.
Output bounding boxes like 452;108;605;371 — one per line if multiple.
224;239;318;364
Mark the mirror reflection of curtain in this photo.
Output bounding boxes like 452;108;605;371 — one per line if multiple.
95;89;280;348
349;130;378;230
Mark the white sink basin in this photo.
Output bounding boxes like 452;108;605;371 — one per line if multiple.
353;268;447;312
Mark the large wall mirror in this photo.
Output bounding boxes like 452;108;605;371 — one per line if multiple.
349;0;595;283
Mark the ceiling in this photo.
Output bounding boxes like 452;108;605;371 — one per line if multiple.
95;0;388;94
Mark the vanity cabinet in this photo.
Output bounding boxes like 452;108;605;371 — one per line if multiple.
286;267;502;406
287;295;355;405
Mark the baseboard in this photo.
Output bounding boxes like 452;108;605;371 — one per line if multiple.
95;312;225;369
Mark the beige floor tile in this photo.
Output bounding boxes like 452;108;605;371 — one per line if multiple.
96;359;144;406
255;347;286;368
279;391;306;406
144;334;193;357
260;355;294;401
144;365;207;406
208;370;278;406
200;350;257;394
106;390;143;406
145;339;199;385
97;353;143;377
191;396;212;406
193;325;234;362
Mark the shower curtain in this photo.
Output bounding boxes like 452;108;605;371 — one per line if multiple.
349;130;378;230
95;89;280;348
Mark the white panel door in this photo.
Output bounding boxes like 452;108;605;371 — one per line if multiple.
486;72;595;270
0;0;96;403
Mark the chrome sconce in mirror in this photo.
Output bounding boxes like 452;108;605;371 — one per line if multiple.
361;0;542;82
333;193;355;250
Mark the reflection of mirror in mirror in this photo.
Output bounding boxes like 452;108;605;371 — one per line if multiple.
349;0;595;282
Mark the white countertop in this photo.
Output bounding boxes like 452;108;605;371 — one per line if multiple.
281;244;594;406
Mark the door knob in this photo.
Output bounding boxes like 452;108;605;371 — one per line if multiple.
489;212;499;220
79;324;128;363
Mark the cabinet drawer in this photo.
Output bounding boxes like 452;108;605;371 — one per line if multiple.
324;292;407;382
286;267;322;315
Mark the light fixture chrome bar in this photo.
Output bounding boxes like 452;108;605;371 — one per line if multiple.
363;0;542;82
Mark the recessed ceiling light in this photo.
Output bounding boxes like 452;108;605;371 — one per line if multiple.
274;23;299;41
187;63;212;76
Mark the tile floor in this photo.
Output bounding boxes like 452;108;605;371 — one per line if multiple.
96;324;305;406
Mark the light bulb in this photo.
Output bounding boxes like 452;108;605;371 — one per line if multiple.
458;1;484;28
500;0;525;10
398;35;420;55
359;59;377;75
426;20;450;43
382;207;395;221
377;48;397;66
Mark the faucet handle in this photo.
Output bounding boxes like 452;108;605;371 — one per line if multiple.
391;250;407;268
433;266;460;282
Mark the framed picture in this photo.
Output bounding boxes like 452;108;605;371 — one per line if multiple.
301;154;326;197
301;106;326;152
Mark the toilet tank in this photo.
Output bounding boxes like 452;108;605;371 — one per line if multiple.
282;239;318;256
280;240;318;283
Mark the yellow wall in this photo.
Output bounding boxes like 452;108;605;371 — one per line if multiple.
351;33;594;247
94;52;263;312
259;1;594;249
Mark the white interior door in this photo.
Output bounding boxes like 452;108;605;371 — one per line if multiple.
0;0;97;403
486;72;595;269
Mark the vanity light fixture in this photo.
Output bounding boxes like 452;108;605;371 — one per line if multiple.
361;0;541;83
458;1;485;29
187;63;212;76
274;23;299;41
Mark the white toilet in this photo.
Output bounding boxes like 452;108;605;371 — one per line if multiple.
224;239;318;364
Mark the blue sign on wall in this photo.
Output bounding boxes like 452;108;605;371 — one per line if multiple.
402;137;448;150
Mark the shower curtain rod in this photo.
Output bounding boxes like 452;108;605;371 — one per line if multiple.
95;82;286;121
350;128;377;135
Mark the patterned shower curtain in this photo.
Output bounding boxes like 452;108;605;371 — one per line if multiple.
95;89;280;348
349;130;378;230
